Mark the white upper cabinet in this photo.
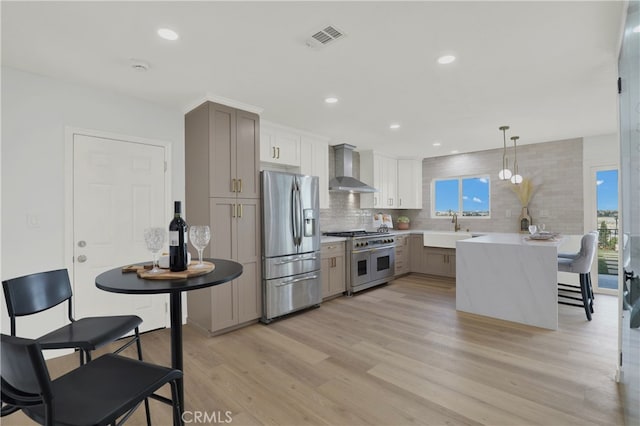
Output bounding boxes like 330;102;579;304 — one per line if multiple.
361;152;422;210
260;121;330;209
260;124;300;167
361;151;392;208
383;155;398;208
300;136;329;209
397;159;423;209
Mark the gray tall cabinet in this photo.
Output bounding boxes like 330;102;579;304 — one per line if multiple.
185;101;262;335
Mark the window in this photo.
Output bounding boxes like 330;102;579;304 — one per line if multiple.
432;176;490;218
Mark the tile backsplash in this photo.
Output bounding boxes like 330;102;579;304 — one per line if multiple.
320;138;584;234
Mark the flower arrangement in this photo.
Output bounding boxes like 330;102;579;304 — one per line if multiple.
509;177;539;206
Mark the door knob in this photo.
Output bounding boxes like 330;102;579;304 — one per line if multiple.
77;240;86;247
77;255;87;263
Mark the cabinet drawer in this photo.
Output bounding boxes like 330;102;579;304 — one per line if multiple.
321;242;345;257
264;271;322;319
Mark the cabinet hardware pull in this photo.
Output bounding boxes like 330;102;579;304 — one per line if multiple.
272;146;276;159
232;204;237;218
276;147;280;159
374;196;378;206
399;198;402;206
238;178;243;193
231;178;237;192
239;204;243;218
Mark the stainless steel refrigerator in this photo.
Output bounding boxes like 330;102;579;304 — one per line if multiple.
261;170;321;322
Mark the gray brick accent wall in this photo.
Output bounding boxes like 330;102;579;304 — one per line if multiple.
320;138;583;234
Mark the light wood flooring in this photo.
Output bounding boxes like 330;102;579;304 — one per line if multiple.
4;274;624;425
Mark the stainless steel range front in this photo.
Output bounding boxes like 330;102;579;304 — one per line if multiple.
323;231;395;295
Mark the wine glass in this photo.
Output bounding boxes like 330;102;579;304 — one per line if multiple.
189;225;211;268
143;227;166;274
539;223;546;232
528;224;538;235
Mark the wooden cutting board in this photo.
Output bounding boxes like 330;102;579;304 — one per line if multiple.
123;262;215;280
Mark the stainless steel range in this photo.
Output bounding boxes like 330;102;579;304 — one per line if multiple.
323;230;395;295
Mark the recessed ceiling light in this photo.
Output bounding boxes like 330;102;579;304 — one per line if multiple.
432;142;441;147
633;25;640;33
450;150;459;154
437;55;456;65
389;123;400;130
157;28;179;41
325;97;339;104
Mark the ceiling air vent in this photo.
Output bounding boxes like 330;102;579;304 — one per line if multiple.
306;25;346;48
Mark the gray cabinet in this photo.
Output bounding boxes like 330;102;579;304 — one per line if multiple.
409;234;424;272
423;247;456;278
185;101;262;335
409;234;455;278
395;234;411;276
321;242;345;298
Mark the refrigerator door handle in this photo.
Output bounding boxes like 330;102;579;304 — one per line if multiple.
296;178;304;246
275;255;318;265
291;182;299;246
275;275;319;287
292;178;303;247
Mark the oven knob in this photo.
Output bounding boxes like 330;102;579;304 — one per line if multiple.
356;242;361;247
365;242;369;246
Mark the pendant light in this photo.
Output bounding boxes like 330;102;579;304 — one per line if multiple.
498;126;512;180
510;136;523;184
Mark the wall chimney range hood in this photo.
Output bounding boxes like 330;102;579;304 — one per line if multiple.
329;144;377;193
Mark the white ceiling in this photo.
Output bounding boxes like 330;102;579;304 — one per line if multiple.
1;1;625;158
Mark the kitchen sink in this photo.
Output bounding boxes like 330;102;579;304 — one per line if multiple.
423;231;474;248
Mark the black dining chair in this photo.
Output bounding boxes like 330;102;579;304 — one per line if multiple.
557;232;598;320
1;333;183;426
1;269;148;421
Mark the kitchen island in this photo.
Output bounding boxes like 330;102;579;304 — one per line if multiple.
456;233;565;330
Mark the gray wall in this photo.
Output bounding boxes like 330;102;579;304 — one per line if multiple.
321;138;584;234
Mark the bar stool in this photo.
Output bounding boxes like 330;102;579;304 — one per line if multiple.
558;232;598;321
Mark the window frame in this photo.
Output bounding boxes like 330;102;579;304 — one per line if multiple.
430;175;491;219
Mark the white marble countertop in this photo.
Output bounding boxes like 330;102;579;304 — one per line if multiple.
458;232;565;247
456;231;566;330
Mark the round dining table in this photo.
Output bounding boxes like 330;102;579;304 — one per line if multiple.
95;258;243;413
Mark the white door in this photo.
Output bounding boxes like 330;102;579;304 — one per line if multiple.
73;134;168;331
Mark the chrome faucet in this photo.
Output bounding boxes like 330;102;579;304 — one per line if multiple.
451;213;461;232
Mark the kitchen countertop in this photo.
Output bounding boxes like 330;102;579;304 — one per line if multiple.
320;229;490;240
460;232;565;247
321;236;347;243
456;232;567;330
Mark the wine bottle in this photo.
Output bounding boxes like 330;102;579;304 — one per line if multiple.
169;201;188;272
